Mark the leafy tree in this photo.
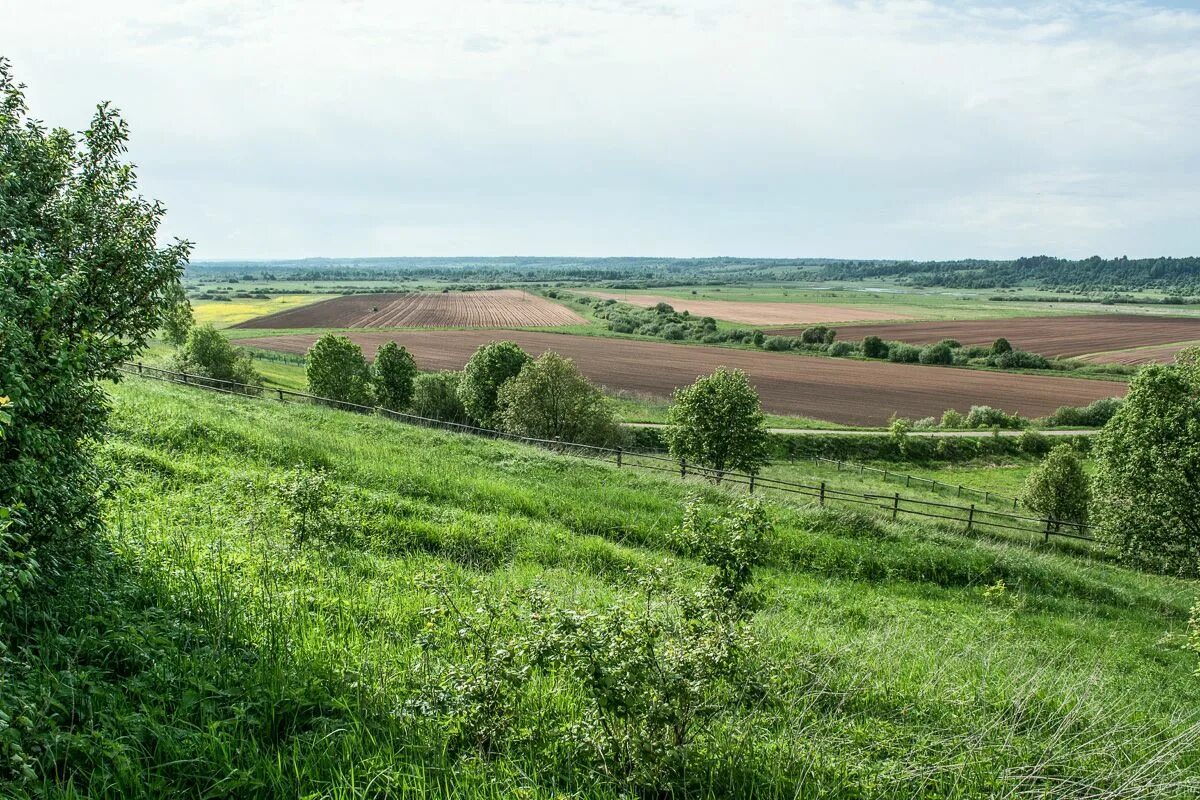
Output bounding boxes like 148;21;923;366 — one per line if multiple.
0;60;189;563
664;368;768;480
1021;443;1089;529
410;371;470;423
458;341;531;427
751;330;765;347
372;341;417;411
861;335;889;359
1092;362;1200;575
496;352;622;446
175;324;260;390
306;334;373;407
161;282;194;346
918;342;953;365
991;337;1013;355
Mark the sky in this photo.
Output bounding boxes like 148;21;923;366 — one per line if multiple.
3;0;1199;261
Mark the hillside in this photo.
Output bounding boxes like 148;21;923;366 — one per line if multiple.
6;378;1198;798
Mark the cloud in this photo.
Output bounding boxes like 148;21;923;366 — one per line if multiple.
2;0;1198;259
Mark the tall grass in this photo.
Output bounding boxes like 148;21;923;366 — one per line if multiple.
2;377;1197;798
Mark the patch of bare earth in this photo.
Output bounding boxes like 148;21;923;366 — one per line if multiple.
236;330;1126;426
232;289;586;329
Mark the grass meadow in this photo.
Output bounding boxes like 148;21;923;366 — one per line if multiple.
6;377;1197;798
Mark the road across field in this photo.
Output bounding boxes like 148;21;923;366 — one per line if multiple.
233;289;585;329
765;314;1200;359
236;330;1126;426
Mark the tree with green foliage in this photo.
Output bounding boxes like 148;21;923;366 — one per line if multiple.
664;367;768;480
410;371;470;423
372;341;417;411
161;282;194;347
458;341;531;427
1021;443;1089;530
991;337;1013;355
0;60;190;564
176;324;260;391
861;335;889;359
306;334;374;407
496;352;622;446
1092;360;1200;575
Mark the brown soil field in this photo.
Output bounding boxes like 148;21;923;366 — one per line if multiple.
1078;340;1200;365
236;331;1126;426
232;290;586;329
765;314;1200;359
584;292;910;325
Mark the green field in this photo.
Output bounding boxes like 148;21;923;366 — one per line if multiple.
12;376;1196;798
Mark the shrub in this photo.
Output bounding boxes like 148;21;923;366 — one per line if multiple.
762;336;795;351
371;341;417;411
800;326;834;345
1018;429;1052;456
993;350;1050;370
410;371;470;424
175;324;261;391
664;368;768;480
861;335;889;359
1021;444;1090;529
458;341;532;427
496;352;622;446
1091;364;1200;575
828;341;854;357
991;337;1013;355
1040;397;1123;427
918;343;954;365
886;343;921;363
964;406;1024;429
751;330;765;347
940;409;965;428
306;334;374;406
0;62;190;568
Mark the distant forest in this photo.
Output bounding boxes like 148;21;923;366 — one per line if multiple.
189;255;1200;293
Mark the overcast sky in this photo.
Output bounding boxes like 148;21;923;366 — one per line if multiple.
4;1;1199;261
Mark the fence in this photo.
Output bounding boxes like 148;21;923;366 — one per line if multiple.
118;362;1095;547
801;456;1023;510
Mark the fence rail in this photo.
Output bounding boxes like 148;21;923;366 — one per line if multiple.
117;362;1094;547
801;455;1023;510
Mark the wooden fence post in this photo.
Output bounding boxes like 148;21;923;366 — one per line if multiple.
277;389;284;401
616;448;623;468
819;482;826;506
957;484;963;498
680;459;687;479
1044;518;1052;543
967;504;975;531
906;475;911;488
1013;498;1018;511
137;362;143;374
892;493;899;521
749;474;756;494
984;491;990;504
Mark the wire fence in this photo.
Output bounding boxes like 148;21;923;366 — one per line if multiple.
799;456;1023;510
118;362;1095;547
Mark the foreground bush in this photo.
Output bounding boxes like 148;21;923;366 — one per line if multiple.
372;341;417;411
1092;363;1200;575
664;368;768;479
409;371;470;424
1021;444;1089;529
458;341;531;427
0;61;188;566
497;352;622;446
306;334;374;407
175;324;261;391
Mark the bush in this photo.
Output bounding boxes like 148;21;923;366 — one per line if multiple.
918;343;954;365
1018;429;1052;456
1091;364;1200;575
751;330;765;347
828;341;854;357
664;368;768;479
991;337;1013;355
1021;444;1089;528
175;324;261;391
1040;397;1123;427
861;335;889;359
801;326;834;345
964;406;1025;429
410;371;470;424
306;334;374;407
458;341;532;427
940;409;965;428
496;352;622;446
0;62;190;567
762;336;796;352
993;350;1050;370
887;343;921;363
372;341;417;411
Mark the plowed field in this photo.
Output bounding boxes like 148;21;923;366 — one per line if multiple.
585;292;910;325
236;331;1125;426
232;290;585;329
765;314;1200;359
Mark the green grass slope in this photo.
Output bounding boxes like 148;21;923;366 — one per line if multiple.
5;378;1198;798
